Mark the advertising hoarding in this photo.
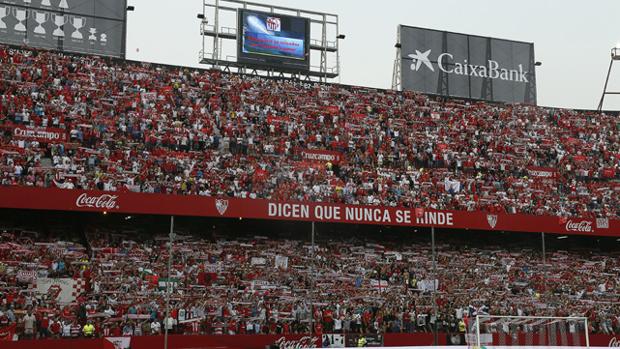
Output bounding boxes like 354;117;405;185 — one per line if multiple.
399;25;537;104
0;0;127;57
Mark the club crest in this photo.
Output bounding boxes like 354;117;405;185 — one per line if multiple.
215;199;229;216
487;214;498;228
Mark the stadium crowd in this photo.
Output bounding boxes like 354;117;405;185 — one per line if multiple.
0;46;618;219
0;228;618;340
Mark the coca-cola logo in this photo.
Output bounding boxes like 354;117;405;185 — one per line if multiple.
565;220;593;233
274;336;318;349
610;337;620;347
75;193;119;210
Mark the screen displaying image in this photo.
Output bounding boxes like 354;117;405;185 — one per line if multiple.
238;9;310;71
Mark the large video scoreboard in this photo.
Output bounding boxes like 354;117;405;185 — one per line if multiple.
237;9;310;72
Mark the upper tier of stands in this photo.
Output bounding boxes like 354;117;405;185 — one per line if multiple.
0;45;619;218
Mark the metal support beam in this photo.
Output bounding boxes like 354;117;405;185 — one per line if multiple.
310;221;315;336
164;216;175;349
431;226;438;345
541;232;546;293
320;14;327;82
597;57;615;112
391;26;402;91
213;0;220;67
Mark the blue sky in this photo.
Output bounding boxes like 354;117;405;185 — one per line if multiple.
126;0;620;110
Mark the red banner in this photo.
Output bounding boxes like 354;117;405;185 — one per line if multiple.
527;166;558;178
300;149;342;162
325;106;339;114
573;155;588;162
266;115;290;124
12;126;68;142
0;187;618;236
1;333;618;349
602;168;616;179
0;324;15;341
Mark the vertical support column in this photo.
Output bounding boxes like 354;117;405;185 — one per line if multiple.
431;226;438;345
310;221;315;337
213;0;220;67
525;43;537;104
392;25;402;91
320;14;327;82
476;315;481;349
200;0;206;61
541;232;546;292
584;317;590;348
336;15;341;83
597;58;614;112
164;215;175;349
480;38;494;101
121;0;128;59
437;31;449;96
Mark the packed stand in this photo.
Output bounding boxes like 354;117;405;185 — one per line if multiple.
0;45;619;219
0;228;619;339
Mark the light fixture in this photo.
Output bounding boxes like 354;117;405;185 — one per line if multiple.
535;61;542;66
557;235;568;240
126;6;135;11
337;34;346;40
197;14;205;19
395;43;402;48
612;47;620;60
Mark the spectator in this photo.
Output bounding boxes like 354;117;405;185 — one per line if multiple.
151;320;162;335
83;320;95;337
22;311;36;339
0;44;616;220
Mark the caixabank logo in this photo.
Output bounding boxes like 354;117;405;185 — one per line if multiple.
407;48;530;83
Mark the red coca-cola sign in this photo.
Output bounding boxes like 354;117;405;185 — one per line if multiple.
565;220;593;233
75;193;119;210
274;336;319;349
610;337;620;347
1;187;619;237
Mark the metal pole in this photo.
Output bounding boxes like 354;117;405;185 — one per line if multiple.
310;221;315;337
164;215;174;349
541;232;546;293
321;14;327;82
201;0;206;61
476;315;481;349
584;317;590;348
336;17;341;84
214;0;220;67
431;226;438;345
121;3;128;59
597;57;614;112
